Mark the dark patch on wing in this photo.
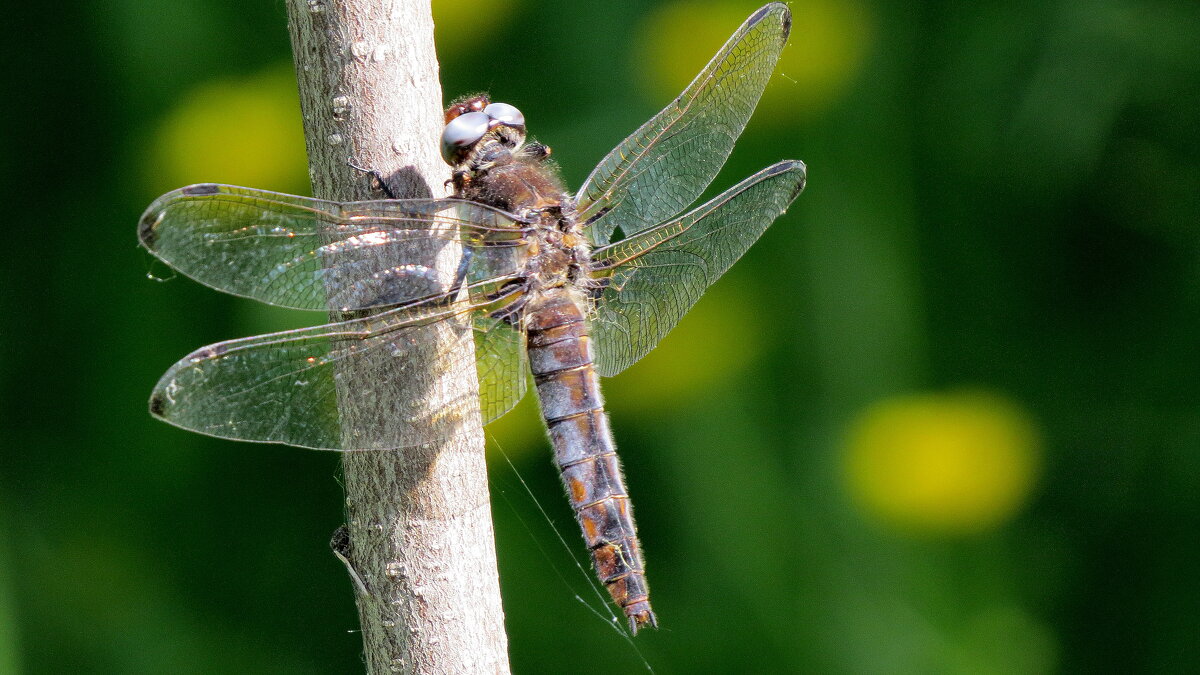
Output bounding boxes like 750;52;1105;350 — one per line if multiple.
750;2;791;42
189;344;229;361
581;205;611;228
138;211;159;248
786;161;808;198
181;183;221;196
149;392;166;417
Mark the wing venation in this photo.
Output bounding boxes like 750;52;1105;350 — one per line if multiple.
139;184;530;312
589;160;806;377
575;3;791;245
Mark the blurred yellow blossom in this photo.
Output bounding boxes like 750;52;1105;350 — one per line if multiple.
433;0;517;54
844;390;1041;535
635;0;871;122
148;64;308;193
603;282;762;414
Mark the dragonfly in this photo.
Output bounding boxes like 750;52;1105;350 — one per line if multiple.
140;3;804;634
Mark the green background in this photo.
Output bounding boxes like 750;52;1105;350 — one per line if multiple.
2;0;1198;672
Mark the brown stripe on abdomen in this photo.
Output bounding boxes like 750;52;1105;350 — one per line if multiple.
525;288;657;634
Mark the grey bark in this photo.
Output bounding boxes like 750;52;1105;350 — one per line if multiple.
283;1;511;672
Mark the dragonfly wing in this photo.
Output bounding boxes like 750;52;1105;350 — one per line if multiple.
589;160;806;377
473;307;529;424
139;184;529;311
575;3;791;245
150;295;512;450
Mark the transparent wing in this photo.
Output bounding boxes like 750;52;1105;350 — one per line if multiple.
589;161;806;377
150;293;520;450
575;3;791;245
139;184;531;312
473;306;529;424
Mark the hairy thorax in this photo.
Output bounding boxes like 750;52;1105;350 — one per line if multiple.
451;137;593;296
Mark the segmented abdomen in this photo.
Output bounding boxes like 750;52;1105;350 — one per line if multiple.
525;288;657;634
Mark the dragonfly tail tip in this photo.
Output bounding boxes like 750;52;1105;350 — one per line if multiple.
626;605;658;635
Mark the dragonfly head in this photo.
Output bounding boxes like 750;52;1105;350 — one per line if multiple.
441;95;527;166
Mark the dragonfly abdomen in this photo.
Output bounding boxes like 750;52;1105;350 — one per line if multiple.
525;288;657;634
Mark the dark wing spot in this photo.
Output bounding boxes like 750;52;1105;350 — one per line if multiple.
786;160;808;198
189;343;229;361
746;4;791;44
182;183;221;196
138;211;160;247
149;392;167;417
581;205;611;228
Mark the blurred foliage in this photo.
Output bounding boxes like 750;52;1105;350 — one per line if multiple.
2;0;1199;673
0;507;17;675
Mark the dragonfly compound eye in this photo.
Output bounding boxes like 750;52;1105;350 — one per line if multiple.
483;102;524;129
444;95;489;124
440;111;491;164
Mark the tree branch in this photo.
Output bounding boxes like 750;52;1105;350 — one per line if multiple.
284;1;510;672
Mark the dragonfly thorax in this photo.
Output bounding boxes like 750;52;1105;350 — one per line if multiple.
449;135;568;215
440;97;592;293
526;209;593;293
443;95;568;216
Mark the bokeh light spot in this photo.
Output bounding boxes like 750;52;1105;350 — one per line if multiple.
605;283;762;415
844;390;1041;535
634;0;871;122
148;64;308;193
433;0;517;55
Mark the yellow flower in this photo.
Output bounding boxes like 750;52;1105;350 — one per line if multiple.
603;282;762;415
844;390;1041;535
433;0;516;54
147;64;308;193
634;0;872;122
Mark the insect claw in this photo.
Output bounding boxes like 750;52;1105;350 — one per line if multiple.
625;604;657;635
346;160;397;198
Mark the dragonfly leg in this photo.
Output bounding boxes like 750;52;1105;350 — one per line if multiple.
452;246;474;293
330;525;371;598
346;159;398;199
